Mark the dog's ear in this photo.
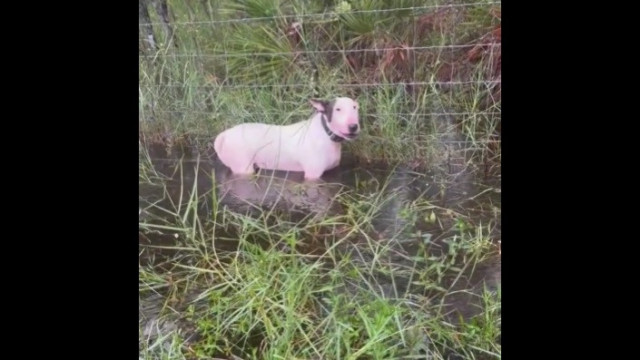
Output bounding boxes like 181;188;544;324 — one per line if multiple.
309;99;328;113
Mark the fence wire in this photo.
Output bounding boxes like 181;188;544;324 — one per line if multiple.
139;2;501;27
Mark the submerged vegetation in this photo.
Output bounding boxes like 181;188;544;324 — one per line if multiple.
139;150;501;359
139;0;501;359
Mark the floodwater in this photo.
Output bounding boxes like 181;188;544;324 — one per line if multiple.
139;136;501;354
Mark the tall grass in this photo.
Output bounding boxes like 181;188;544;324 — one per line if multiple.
139;1;501;358
139;151;501;359
139;0;501;167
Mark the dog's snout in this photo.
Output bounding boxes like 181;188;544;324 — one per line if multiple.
348;124;359;133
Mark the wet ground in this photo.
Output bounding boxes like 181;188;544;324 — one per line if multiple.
139;136;501;354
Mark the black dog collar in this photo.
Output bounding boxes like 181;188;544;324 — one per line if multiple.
321;113;345;142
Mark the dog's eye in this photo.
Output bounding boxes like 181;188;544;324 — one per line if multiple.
336;108;341;111
353;105;356;109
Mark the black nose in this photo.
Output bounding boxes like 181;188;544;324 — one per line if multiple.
348;124;359;133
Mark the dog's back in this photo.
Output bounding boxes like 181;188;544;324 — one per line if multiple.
214;122;305;173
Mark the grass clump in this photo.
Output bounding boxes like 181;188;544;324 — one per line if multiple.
139;153;501;359
139;0;501;167
139;1;501;359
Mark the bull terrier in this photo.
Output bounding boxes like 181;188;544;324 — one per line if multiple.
213;97;360;180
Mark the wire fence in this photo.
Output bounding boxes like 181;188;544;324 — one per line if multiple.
139;2;501;27
142;81;500;89
139;44;501;59
144;110;501;117
139;1;501;151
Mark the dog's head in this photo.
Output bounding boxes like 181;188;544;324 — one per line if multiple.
310;97;360;141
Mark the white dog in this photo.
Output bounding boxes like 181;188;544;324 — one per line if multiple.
213;97;360;180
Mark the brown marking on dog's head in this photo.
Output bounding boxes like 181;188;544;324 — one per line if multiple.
310;97;360;140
